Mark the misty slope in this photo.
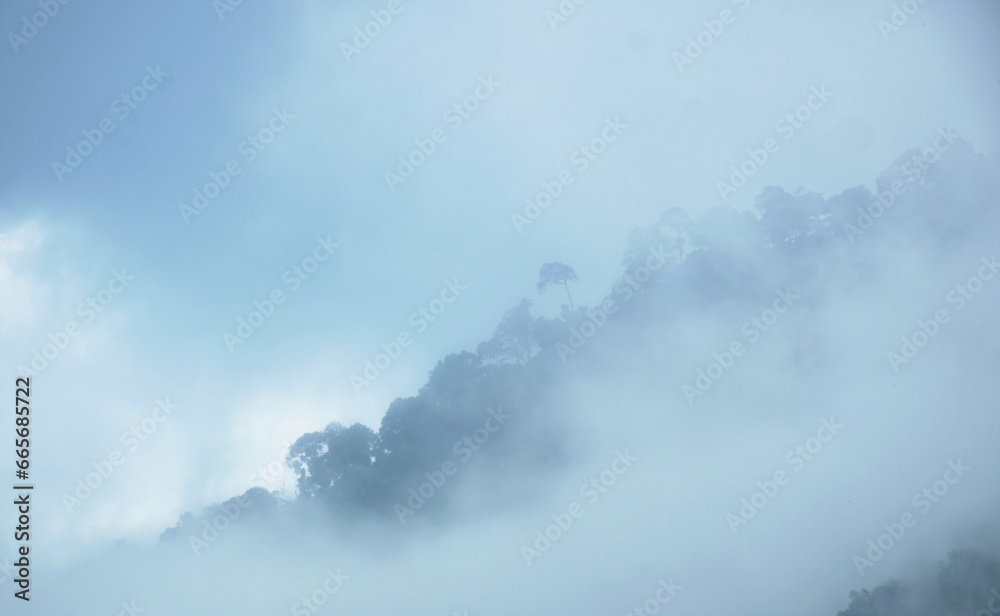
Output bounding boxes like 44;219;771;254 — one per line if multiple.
164;138;997;537
836;548;1000;616
143;138;999;614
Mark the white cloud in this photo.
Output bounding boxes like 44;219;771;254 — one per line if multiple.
0;220;49;336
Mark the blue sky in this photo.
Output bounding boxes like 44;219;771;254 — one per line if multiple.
1;0;999;559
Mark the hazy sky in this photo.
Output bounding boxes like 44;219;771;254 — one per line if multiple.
0;1;998;614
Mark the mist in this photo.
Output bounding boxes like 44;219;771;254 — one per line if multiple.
1;1;998;615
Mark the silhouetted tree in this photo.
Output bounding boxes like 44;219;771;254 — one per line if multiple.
537;262;578;311
287;422;377;506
